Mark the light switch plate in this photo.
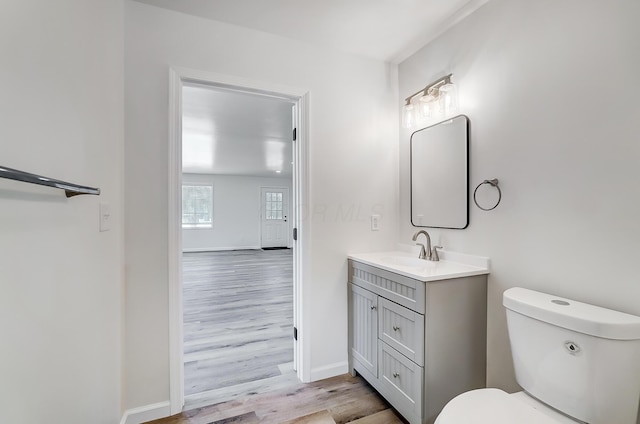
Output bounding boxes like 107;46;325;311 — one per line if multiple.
371;214;380;231
100;203;111;232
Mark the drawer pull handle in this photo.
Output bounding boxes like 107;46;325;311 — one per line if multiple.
393;326;400;332
370;305;377;311
393;372;400;378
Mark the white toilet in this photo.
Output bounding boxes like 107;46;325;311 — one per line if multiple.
435;287;640;424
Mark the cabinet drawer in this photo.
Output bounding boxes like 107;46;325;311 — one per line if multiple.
379;342;423;421
349;261;425;313
379;298;424;366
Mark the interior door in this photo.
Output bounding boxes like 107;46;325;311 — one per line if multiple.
260;187;289;248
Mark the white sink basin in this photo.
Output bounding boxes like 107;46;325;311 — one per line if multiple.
379;255;434;268
348;250;490;281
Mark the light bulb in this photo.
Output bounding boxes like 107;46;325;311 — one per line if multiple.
402;102;416;128
418;92;436;119
438;83;459;116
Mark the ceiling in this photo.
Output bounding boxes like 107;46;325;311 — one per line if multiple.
182;83;294;177
134;0;489;62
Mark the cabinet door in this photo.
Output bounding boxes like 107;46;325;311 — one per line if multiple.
349;283;378;377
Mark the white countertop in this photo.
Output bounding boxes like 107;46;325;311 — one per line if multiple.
348;249;490;282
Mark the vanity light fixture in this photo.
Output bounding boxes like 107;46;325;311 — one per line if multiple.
402;73;459;128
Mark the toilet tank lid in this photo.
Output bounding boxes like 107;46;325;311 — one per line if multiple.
503;287;640;340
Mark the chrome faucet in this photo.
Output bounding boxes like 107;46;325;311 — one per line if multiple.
411;230;442;261
412;230;432;260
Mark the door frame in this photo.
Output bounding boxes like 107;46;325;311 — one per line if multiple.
168;67;310;414
259;186;291;248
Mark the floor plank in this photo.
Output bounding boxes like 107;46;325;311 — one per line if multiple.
210;411;260;424
348;409;405;424
281;410;336;424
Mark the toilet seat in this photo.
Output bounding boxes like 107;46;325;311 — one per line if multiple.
435;389;574;424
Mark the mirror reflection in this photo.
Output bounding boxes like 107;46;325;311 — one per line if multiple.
411;115;469;229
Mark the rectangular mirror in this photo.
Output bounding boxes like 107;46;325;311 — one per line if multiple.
411;115;468;229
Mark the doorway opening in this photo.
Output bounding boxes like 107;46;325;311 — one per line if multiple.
168;69;309;414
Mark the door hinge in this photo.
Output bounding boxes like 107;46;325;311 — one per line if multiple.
293;127;297;141
293;327;298;341
293;227;298;241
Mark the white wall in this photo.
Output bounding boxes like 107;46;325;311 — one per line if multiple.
182;174;293;251
124;0;399;411
0;1;124;423
399;0;640;391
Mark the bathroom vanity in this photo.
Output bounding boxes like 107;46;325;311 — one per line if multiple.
347;250;489;424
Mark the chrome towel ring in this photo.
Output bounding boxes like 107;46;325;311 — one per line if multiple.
473;178;501;211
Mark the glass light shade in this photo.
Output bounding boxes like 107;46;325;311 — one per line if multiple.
438;83;459;116
418;93;436;119
402;103;416;128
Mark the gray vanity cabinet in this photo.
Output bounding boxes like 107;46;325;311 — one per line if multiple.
348;259;487;424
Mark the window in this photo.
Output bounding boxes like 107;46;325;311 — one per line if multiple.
182;184;213;228
265;191;283;220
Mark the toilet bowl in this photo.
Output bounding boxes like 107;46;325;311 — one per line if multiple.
435;287;640;424
435;389;579;424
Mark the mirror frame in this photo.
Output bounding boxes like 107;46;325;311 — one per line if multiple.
410;114;469;229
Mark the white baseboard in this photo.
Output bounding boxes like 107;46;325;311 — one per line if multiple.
120;401;171;424
182;246;261;253
309;361;349;382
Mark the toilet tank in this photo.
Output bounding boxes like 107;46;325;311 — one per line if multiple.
503;287;640;424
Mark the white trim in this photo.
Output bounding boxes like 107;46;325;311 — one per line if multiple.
172;66;307;99
120;401;171;424
294;93;311;382
168;67;311;411
168;68;184;415
182;246;262;253
291;101;300;373
309;361;349;382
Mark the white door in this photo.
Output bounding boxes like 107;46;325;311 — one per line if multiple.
261;187;289;248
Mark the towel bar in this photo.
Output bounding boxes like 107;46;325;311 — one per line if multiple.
0;165;100;198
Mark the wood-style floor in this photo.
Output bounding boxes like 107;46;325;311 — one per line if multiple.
147;373;405;424
157;249;406;423
183;249;295;407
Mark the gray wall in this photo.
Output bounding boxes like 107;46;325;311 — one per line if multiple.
399;0;640;391
182;174;293;251
0;1;124;422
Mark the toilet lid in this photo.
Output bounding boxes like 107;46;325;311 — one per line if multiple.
436;389;563;424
